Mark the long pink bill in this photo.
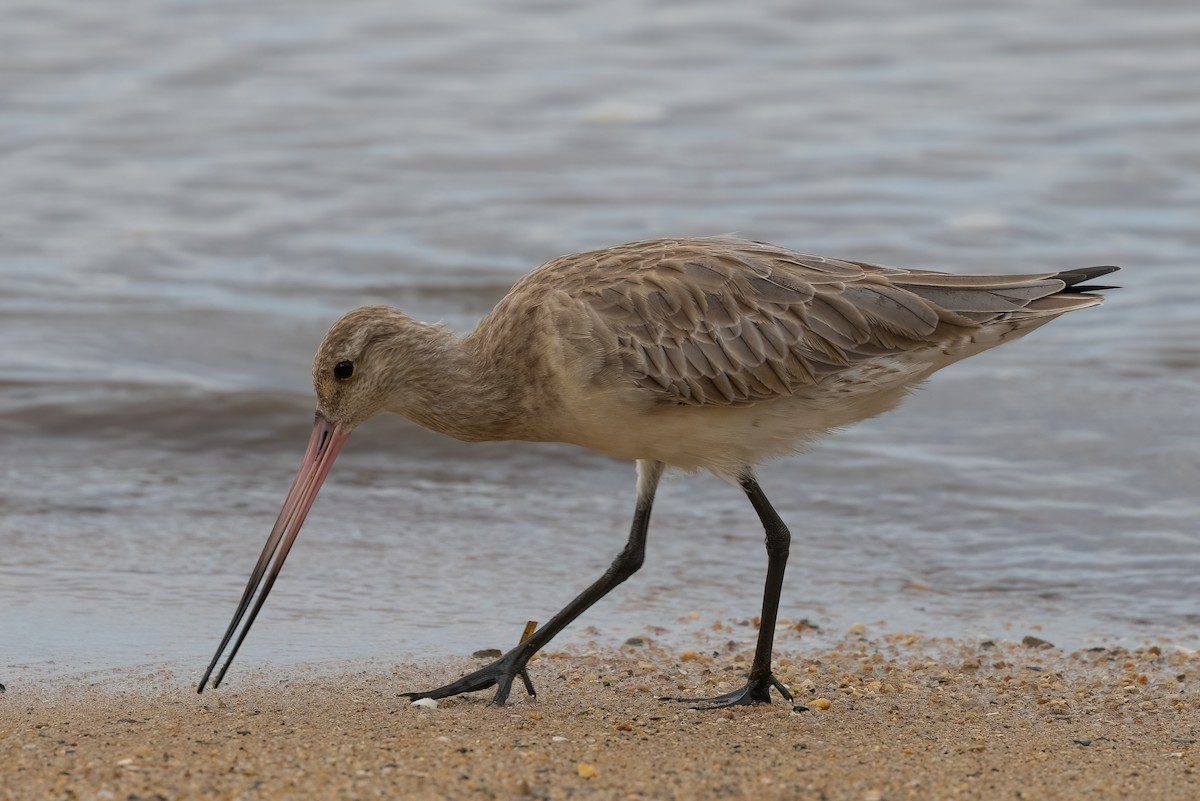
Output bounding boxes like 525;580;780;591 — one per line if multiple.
197;413;350;692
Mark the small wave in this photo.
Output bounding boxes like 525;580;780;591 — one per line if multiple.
0;380;310;448
0;378;497;461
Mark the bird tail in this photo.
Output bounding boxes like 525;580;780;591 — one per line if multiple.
1052;265;1120;294
1019;265;1120;317
888;265;1120;325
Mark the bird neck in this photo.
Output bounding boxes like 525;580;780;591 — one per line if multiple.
381;322;529;443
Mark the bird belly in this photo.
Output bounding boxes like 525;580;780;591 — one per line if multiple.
559;387;914;482
556;350;962;481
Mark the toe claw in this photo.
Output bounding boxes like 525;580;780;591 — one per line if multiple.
667;672;791;709
404;648;534;706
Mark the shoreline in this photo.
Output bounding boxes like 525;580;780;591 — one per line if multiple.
3;633;1198;799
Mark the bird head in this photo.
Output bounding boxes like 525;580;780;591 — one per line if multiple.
310;304;419;432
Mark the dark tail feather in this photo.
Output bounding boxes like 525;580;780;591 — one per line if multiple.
1055;265;1120;293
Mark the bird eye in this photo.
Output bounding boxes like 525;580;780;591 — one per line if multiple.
333;360;354;380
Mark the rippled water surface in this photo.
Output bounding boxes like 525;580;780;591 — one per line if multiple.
3;0;1198;684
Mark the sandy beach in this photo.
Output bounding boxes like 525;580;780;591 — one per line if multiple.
5;1;1198;799
4;630;1197;800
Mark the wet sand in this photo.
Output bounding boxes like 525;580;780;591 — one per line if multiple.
3;632;1198;800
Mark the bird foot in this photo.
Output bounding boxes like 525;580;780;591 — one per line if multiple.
401;648;535;706
666;673;793;709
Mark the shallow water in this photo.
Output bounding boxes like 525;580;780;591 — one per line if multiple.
2;0;1199;685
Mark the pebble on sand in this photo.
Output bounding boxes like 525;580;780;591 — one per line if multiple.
1021;635;1056;650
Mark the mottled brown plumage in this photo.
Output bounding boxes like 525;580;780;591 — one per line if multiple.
490;237;1108;408
201;235;1117;706
311;236;1109;477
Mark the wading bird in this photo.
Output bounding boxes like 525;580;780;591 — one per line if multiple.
198;236;1116;707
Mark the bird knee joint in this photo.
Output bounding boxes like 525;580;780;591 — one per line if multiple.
609;548;645;581
764;526;791;555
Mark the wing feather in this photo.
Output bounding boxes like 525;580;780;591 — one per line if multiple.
503;236;1109;407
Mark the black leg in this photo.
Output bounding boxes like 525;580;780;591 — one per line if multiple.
672;471;794;708
402;460;665;705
